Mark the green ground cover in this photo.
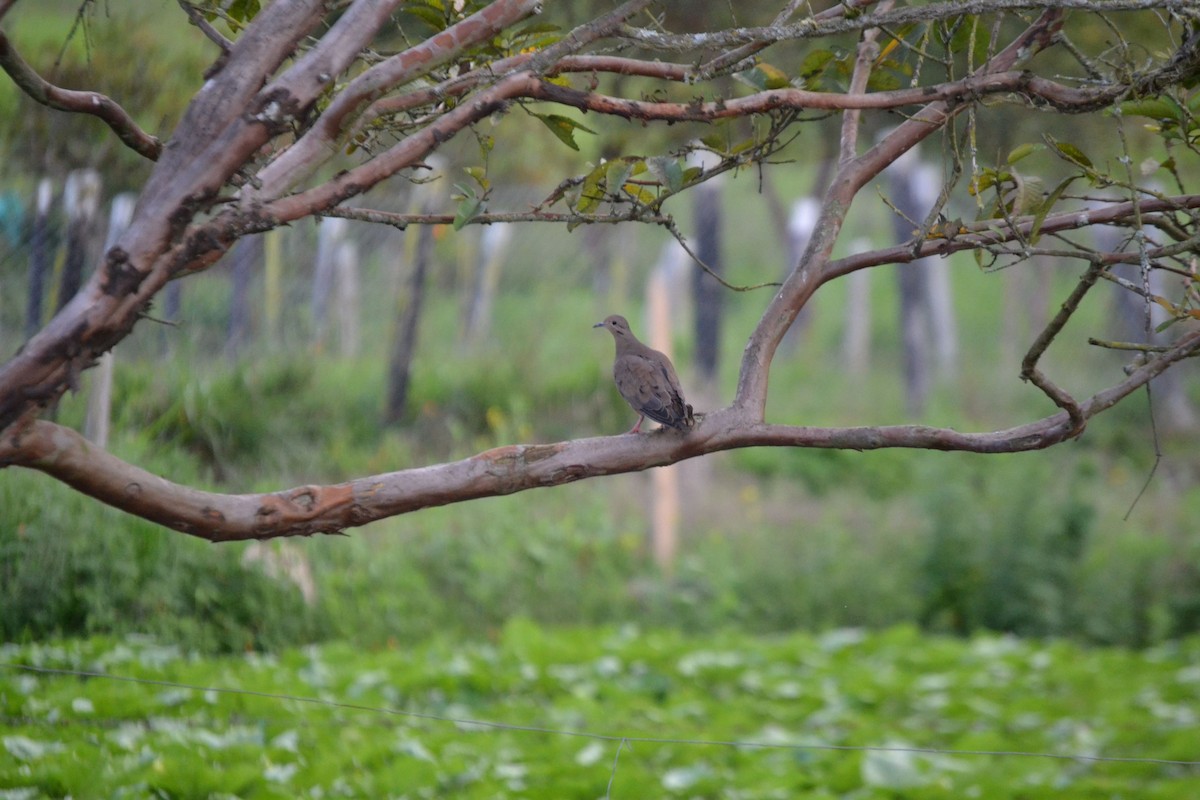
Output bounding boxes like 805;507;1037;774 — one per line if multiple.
2;626;1198;799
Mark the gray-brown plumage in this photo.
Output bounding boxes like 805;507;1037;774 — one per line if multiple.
594;314;694;433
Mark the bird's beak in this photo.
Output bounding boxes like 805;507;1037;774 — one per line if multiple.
592;321;604;328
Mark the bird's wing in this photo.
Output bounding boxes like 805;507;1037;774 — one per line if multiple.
615;353;687;426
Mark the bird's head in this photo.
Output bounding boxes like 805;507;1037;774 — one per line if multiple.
594;314;631;338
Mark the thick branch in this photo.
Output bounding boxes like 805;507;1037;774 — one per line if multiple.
7;324;1199;541
249;0;542;201
260;72;541;223
0;0;333;434
0;28;162;160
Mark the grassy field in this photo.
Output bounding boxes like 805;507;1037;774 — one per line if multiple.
2;626;1198;798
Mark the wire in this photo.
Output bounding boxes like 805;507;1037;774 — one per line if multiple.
4;662;1197;767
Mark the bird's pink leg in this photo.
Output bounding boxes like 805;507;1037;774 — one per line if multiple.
628;415;644;434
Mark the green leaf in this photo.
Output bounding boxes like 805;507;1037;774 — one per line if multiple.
1009;171;1043;217
730;137;759;156
225;0;262;24
699;132;727;153
647;157;684;194
531;113;597;151
453;196;482;230
605;160;633;200
1007;142;1044;165
756;63;792;90
736;63;792;91
1029;176;1076;241
463;166;489;192
513;21;561;37
866;71;902;91
968;168;1008;197
1119;96;1184;122
401;3;447;31
576;163;606;215
799;49;837;81
1155;316;1182;333
1046;137;1093;169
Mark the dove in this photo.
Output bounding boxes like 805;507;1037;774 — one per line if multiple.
595;314;694;433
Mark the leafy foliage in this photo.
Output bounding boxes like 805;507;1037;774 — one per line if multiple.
1;627;1198;797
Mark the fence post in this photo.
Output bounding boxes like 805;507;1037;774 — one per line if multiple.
57;169;102;313
462;223;512;346
647;243;691;575
335;239;361;357
83;193;134;448
312;217;347;352
24;178;54;340
264;227;283;348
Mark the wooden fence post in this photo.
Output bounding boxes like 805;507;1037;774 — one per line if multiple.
226;235;260;360
385;221;434;425
462;223;512;346
264;227;283;348
647;242;691;575
24;178;54;340
312;217;347;352
335;239;361;358
57;169;102;313
83;193;134;448
842;238;873;378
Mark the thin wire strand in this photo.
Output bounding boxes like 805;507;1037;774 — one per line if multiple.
4;663;1197;767
606;738;629;799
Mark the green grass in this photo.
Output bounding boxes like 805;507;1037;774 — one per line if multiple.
2;627;1198;798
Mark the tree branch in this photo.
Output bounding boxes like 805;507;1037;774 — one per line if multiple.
0;27;162;160
177;1;233;53
248;0;544;201
7;323;1199;541
323;206;673;228
825;195;1200;278
619;0;1195;51
730;10;1064;419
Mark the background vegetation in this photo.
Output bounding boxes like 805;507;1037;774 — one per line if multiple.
2;3;1200;656
2;3;1199;797
4;626;1199;798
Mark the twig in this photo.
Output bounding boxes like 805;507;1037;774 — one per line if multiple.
1019;261;1104;431
839;0;892;165
1087;338;1174;353
663;218;781;292
1124;383;1160;520
177;0;233;53
0;28;162;160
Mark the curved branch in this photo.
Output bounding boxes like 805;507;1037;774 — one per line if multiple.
6;325;1198;541
0;28;162;160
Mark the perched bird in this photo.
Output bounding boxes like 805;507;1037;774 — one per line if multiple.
594;314;694;433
